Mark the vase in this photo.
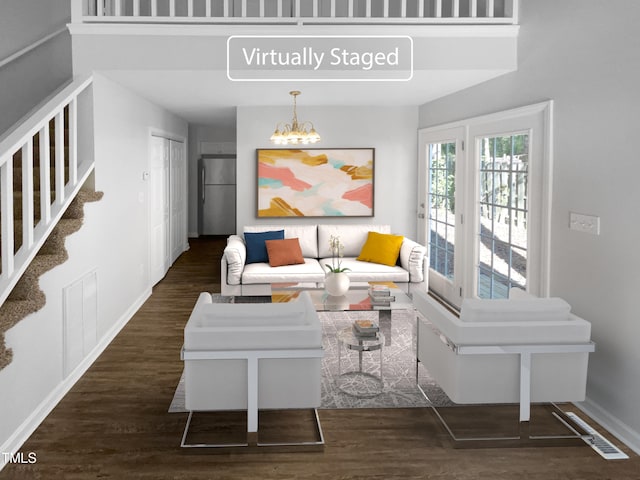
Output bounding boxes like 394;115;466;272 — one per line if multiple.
325;272;350;296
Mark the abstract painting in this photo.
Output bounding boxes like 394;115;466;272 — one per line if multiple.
257;148;374;217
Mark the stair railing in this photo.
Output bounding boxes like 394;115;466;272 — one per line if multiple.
0;75;94;306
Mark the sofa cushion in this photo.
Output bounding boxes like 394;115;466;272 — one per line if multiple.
357;231;404;266
460;297;572;323
321;257;410;283
244;230;285;263
318;224;391;258
244;225;318;258
242;259;326;284
265;238;305;267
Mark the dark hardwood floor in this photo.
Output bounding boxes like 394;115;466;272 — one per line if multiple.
2;237;638;479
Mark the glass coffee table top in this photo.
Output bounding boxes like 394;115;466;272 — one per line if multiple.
270;281;413;312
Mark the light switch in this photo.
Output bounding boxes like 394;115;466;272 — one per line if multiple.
569;212;600;235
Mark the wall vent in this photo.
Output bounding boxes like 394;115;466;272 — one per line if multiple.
63;270;98;378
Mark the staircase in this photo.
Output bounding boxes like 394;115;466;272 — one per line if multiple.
0;76;98;371
0;189;102;369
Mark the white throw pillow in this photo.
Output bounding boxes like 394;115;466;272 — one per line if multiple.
399;238;427;282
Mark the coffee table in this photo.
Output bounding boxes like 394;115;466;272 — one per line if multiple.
270;281;414;315
271;282;413;346
270;282;415;397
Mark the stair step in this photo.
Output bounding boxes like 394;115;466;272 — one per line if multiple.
11;191;57;219
23;217;81;250
11;146;70;167
0;294;45;327
0;214;84;260
12;166;69;190
6;252;68;300
3;188;87;231
11;190;84;221
1;188;101;309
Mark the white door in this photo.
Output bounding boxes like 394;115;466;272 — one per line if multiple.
418;126;465;308
169;139;186;264
149;135;170;286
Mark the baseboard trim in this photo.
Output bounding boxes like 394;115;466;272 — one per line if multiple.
0;287;152;471
574;397;640;456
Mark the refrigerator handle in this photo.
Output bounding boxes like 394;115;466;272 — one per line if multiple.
201;167;206;203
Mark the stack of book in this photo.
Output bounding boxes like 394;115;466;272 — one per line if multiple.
352;319;379;338
368;285;395;306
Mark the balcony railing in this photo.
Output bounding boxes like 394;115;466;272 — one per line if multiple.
73;0;518;25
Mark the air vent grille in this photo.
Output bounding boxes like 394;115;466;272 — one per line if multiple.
565;412;629;460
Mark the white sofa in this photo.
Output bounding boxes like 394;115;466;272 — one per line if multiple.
414;288;595;424
181;291;324;447
221;224;428;296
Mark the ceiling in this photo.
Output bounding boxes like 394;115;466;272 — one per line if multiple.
104;67;512;129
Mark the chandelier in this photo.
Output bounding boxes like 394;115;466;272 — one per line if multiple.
270;90;320;145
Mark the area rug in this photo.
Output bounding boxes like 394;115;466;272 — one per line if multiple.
169;297;452;412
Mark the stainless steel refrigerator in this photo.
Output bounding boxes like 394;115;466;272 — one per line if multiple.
198;154;236;235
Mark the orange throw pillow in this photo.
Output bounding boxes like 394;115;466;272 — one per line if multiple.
265;238;305;267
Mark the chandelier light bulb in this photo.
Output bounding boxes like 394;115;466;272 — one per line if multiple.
270;91;320;145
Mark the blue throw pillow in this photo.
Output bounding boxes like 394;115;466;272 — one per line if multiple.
244;230;285;264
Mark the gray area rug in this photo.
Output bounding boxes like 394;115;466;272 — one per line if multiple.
169;296;452;412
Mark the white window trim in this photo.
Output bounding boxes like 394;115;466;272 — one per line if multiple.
418;101;553;299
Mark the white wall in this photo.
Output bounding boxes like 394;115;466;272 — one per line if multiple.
0;0;69;59
91;74;188;321
0;0;72;135
0;74;188;458
418;0;640;453
236;105;418;238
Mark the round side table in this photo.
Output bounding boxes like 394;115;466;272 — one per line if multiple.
336;326;385;398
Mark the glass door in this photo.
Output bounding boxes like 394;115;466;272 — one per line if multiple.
419;127;464;308
418;102;552;305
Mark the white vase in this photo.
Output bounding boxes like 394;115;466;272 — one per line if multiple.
325;272;350;296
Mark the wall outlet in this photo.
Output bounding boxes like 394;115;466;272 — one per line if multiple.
569;212;600;235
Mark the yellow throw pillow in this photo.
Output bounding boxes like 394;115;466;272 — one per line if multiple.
357;231;404;266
